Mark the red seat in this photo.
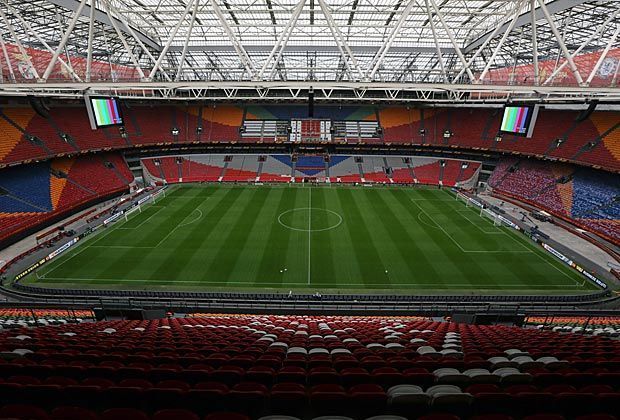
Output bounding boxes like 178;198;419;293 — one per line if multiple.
349;383;387;417
6;375;41;385
228;382;268;415
310;384;347;416
578;385;614;394
156;380;191;391
118;379;153;389
211;366;244;386
0;404;49;420
100;408;149;420
341;368;371;387
100;386;145;409
371;367;405;388
186;382;229;414
50;406;98;420
471;393;513;416
270;382;307;416
513;393;555;416
308;367;340;386
277;367;306;384
554;392;598;417
244;366;275;386
81;378;114;388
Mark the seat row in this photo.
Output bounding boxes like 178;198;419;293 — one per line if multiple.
0;381;618;419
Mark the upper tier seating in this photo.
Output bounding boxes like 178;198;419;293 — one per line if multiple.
0;314;618;419
1;105;618;172
488;158;620;245
0;153;133;244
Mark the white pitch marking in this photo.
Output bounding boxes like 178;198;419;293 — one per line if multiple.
118;206;165;230
38;276;583;288
411;199;531;254
153;208;203;248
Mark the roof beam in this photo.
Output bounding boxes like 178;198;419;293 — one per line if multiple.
463;0;590;53
167;45;456;54
44;0;162;51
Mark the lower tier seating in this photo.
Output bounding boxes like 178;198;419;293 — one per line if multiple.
0;153;133;244
525;316;620;335
0;314;618;419
142;155;481;188
488;158;620;245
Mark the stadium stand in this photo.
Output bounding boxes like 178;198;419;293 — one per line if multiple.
143;156;227;184
1;106;618;173
260;156;294;183
525;317;620;333
0;153;133;245
224;156;261;182
145;155;481;186
0;309;92;327
488;158;620;244
0;314;618;419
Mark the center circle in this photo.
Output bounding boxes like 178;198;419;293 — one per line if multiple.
278;208;343;232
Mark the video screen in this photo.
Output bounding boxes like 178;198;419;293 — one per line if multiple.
89;97;123;128
500;105;533;136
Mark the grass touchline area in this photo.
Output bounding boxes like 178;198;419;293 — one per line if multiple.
25;184;596;294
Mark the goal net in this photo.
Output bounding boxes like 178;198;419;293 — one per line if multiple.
480;207;503;226
455;191;482;208
124;188;166;221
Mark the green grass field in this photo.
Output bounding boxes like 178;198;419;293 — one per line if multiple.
25;184;597;294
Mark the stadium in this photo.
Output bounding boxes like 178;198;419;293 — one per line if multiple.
0;0;619;418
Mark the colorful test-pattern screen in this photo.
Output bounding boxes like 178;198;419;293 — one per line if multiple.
500;105;533;136
89;97;123;128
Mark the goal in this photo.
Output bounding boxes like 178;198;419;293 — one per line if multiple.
480;207;503;226
123;188;166;221
455;191;482;208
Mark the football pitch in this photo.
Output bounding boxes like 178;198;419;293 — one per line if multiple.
26;184;597;294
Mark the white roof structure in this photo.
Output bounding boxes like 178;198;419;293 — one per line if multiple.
0;0;618;102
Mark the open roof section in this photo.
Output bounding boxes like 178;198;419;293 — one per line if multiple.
0;0;617;102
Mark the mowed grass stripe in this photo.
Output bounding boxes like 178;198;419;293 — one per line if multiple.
358;189;417;286
338;188;391;289
323;189;365;287
231;188;293;285
309;187;337;287
255;187;300;288
203;188;272;284
369;189;450;287
157;187;246;282
388;189;456;288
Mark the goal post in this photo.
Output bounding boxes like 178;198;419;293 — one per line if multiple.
481;207;502;226
151;188;166;203
124;187;167;222
455;191;473;207
455;191;482;209
124;204;142;221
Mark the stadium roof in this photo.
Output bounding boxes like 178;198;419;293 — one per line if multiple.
0;0;618;102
